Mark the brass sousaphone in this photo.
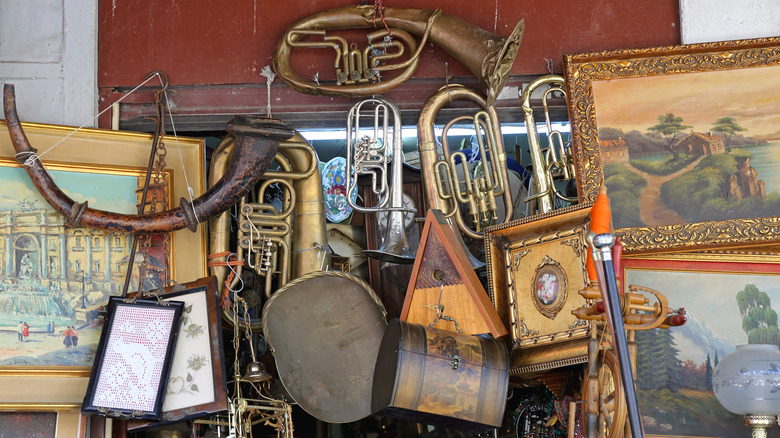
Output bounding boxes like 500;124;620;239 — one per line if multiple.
274;5;525;105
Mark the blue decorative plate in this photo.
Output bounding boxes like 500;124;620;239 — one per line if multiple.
322;157;357;223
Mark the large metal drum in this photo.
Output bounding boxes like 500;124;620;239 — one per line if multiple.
262;270;387;423
372;318;509;432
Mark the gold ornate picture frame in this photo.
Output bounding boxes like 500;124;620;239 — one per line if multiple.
484;203;592;373
0;120;207;410
621;256;780;437
564;37;780;253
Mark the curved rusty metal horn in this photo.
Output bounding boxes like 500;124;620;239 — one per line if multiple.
3;84;294;233
274;5;525;105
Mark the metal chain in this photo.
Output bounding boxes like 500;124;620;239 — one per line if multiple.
138;86;171;293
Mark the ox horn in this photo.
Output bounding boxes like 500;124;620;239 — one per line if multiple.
3;84;293;233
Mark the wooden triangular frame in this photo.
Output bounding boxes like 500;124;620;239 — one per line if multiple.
400;210;507;338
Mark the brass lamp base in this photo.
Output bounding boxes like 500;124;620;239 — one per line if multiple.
745;415;776;438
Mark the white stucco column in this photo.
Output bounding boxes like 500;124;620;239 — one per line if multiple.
0;0;97;126
680;0;780;44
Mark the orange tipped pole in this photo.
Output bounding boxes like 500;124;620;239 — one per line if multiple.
586;186;611;282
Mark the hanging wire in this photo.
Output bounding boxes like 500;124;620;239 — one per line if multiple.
160;84;200;227
21;73;162;166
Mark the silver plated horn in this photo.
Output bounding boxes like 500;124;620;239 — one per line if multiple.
345;96;416;264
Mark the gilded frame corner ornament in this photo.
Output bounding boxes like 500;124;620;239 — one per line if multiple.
564;36;780;254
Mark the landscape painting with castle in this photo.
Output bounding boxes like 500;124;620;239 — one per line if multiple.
591;65;780;230
0;162;169;367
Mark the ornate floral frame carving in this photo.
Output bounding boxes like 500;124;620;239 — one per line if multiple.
564;37;780;253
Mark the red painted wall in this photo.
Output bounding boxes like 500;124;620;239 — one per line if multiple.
97;0;679;129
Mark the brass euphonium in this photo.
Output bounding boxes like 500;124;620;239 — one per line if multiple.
345;96;416;264
521;75;577;214
209;131;330;327
417;84;514;240
274;5;525;105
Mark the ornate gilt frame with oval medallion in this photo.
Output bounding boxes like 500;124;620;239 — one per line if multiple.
484;202;593;374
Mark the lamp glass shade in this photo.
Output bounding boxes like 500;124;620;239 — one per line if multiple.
711;344;780;415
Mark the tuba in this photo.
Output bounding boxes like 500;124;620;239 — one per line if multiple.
3;84;292;234
345;96;416;264
521;75;577;214
209;131;330;327
417;84;514;240
274;5;525;105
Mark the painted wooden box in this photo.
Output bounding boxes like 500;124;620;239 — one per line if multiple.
372;319;509;432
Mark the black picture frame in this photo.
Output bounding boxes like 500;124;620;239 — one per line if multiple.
128;276;228;429
81;296;184;420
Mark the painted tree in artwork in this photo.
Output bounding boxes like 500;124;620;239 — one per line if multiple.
647;113;692;160
635;328;682;390
736;284;780;345
711;116;747;149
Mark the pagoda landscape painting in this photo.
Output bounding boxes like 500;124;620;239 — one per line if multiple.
591;65;780;230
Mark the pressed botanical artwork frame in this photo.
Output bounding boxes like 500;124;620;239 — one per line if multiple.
127;276;227;430
564;37;780;253
620;256;780;437
0;120;206;410
484;202;593;373
81;296;184;420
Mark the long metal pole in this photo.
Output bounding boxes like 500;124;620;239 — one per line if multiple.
588;232;644;438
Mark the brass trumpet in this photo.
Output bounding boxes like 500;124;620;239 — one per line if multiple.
345;96;416;264
417;85;513;239
521;75;577;214
274;5;525;105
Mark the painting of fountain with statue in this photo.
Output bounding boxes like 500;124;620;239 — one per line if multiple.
0;162;169;367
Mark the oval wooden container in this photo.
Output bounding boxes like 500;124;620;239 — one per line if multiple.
372;318;509;432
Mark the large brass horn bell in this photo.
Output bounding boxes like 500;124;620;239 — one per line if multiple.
274;6;524;104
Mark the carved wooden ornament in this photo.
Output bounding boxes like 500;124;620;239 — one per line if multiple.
399;209;507;338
